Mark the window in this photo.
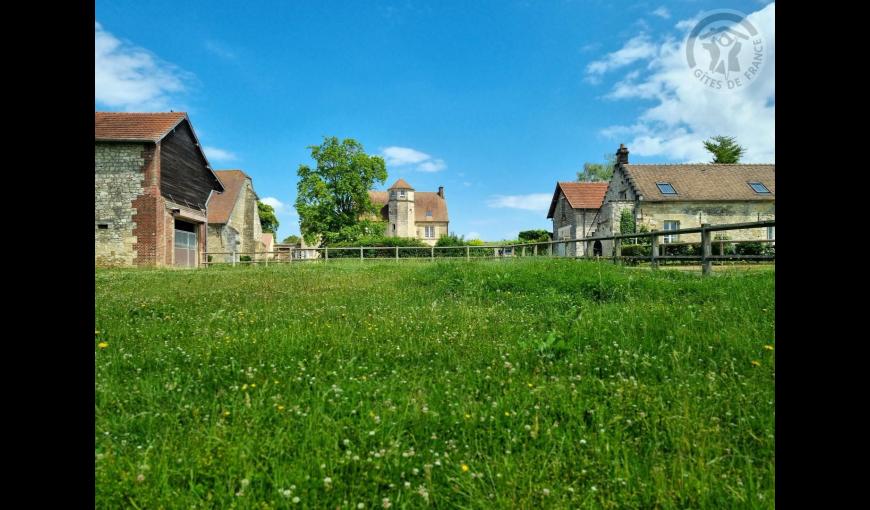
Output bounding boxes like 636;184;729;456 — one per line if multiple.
749;182;771;194
390;191;396;199
619;191;627;200
767;226;775;240
656;182;677;195
97;224;109;230
426;210;432;218
425;226;435;238
398;190;406;199
663;220;679;243
392;223;396;233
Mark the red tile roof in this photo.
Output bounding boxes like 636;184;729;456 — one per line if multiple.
622;164;775;201
388;178;414;190
368;190;449;222
95;112;187;142
547;182;608;218
208;170;255;224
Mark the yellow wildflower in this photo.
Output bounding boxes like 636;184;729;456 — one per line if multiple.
242;384;248;391
461;464;469;472
277;405;285;411
751;360;761;367
98;342;109;349
763;345;774;351
223;410;230;417
250;383;256;388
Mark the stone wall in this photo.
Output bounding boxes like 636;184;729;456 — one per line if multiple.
637;201;775;243
415;222;448;246
95;142;149;266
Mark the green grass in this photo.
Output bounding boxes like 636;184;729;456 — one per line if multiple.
95;259;775;509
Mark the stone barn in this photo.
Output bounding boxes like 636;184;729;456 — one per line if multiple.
546;181;609;256
592;144;775;254
206;170;264;262
95;112;224;267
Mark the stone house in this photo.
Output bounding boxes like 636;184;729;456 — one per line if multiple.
95;112;225;267
367;179;449;246
546;182;609;256
592;144;775;255
206;170;263;262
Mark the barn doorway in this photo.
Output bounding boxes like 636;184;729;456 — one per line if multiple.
174;219;198;268
593;240;603;257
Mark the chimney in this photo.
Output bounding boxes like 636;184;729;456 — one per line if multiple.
616;144;629;165
438;186;444;199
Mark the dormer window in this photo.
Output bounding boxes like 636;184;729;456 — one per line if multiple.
656;182;677;195
748;182;770;194
426;210;432;217
398;190;406;199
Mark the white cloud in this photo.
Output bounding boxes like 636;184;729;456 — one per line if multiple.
204;40;237;60
417;159;446;172
486;193;552;212
652;7;671;19
260;197;285;213
95;22;190;110
596;3;775;163
381;146;430;166
203;146;237;162
586;35;657;77
381;146;447;172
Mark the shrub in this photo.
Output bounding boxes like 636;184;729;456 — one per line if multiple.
735;242;774;256
239;255;252;262
327;236;429;258
621;244;651;257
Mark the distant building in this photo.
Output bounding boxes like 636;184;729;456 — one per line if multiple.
95;112;224;267
546;181;609;256
591;144;775;254
367;179;449;246
206;170;263;262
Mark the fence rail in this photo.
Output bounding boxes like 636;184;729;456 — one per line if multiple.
202;220;774;275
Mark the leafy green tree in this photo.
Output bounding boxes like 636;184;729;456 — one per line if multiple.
703;136;746;164
281;235;301;245
578;153;616;182
295;137;388;245
257;201;280;234
518;229;550;243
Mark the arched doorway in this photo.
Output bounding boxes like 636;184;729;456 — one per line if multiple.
593;240;602;257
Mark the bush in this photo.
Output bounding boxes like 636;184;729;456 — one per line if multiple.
207;255;213;263
327;236;429;258
735;242;774;256
621;244;651;257
239;255;252;262
661;243;698;256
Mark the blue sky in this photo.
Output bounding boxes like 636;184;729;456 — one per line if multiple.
96;0;774;242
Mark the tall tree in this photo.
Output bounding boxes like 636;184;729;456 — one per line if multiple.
257;201;279;234
703;136;746;164
282;235;301;245
295;137;388;245
578;153;616;182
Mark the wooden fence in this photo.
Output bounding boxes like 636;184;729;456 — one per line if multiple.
203;220;774;276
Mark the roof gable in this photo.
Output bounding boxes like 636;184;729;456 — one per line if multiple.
208;170;257;224
367;189;448;222
622;164;775;202
547;182;609;218
95;112;187;142
388;178;414;190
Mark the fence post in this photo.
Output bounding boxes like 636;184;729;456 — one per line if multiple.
534;245;538;257
265;254;269;267
395;246;399;260
522;246;526;257
701;223;712;276
614;238;622;265
466;245;470;261
650;234;659;269
232;250;236;267
325;247;329;262
431;245;434;261
360;246;364;261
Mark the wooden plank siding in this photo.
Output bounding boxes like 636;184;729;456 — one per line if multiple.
159;121;222;210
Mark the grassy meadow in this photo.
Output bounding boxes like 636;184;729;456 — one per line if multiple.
95;259;775;509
